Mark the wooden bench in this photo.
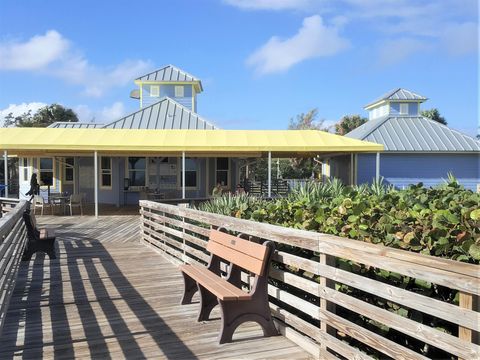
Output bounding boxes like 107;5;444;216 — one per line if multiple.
179;229;278;344
22;207;56;261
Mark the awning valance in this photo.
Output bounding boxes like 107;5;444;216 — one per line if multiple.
0;128;383;155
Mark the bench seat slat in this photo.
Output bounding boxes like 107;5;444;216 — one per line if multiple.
39;228;55;240
180;264;251;301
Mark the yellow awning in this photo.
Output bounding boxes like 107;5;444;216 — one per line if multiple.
0;128;383;155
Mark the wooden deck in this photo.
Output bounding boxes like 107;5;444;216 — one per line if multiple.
0;215;310;359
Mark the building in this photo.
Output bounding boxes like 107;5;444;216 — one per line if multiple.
0;65;382;215
344;88;480;191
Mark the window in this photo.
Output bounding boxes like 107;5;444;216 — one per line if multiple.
150;85;160;97
180;158;197;188
22;158;28;181
175;85;184;98
127;157;146;187
39;157;54;186
101;157;112;188
216;158;229;186
64;157;74;183
400;103;409;115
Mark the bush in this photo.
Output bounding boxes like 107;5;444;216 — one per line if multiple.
200;178;480;263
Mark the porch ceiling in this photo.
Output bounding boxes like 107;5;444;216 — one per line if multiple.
0;128;383;155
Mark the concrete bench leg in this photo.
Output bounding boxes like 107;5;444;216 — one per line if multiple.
217;298;278;344
22;239;56;261
197;284;217;322
180;272;197;305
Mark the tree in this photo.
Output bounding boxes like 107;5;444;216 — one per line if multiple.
288;108;327;130
420;108;447;125
287;108;329;178
335;114;367;135
3;104;78;127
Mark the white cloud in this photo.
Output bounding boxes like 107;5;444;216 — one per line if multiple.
378;37;428;66
224;0;313;10
0;30;69;70
74;102;126;123
0;30;152;97
441;22;478;56
0;102;47;126
56;57;152;97
246;15;349;75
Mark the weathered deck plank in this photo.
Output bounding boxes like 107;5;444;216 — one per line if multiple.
0;215;310;359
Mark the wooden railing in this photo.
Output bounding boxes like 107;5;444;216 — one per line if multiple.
139;200;480;360
0;200;28;335
0;197;20;217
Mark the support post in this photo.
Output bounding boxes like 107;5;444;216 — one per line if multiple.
267;151;272;198
94;151;98;218
375;152;380;181
350;153;354;185
3;150;8;198
354;154;358;185
182;151;186;199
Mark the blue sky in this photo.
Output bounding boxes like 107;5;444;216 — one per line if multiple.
0;0;478;136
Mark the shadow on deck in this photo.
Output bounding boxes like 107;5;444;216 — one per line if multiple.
0;216;309;359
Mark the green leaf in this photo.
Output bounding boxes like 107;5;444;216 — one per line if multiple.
468;244;480;261
470;209;480;221
347;215;358;223
414;278;432;289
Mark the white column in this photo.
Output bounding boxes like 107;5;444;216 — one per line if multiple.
3;151;8;198
375;152;380;181
182;151;186;199
267;151;272;197
350;153;354;185
354;154;358;185
94;151;98;218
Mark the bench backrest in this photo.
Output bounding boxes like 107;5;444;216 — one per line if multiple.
207;229;271;276
23;209;40;240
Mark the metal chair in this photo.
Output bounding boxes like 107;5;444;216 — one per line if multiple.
68;194;83;216
33;195;52;215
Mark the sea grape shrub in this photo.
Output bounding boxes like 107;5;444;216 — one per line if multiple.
200;179;480;263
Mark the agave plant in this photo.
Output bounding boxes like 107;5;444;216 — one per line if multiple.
197;193;263;218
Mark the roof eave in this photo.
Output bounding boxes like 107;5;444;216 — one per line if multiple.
364;99;388;110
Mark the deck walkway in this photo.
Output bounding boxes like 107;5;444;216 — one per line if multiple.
0;215;310;359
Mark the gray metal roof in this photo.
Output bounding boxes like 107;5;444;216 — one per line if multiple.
346;116;480;152
102;97;217;130
365;88;427;108
48;122;102;128
135;65;203;90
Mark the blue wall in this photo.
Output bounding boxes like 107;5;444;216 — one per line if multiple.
389;102;419;116
141;84;194;109
357;153;479;191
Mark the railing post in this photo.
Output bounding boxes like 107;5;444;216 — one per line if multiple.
459;292;479;360
319;252;336;356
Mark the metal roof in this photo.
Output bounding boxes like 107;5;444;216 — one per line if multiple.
102;97;217;130
346;115;480;152
47;122;102;129
135;65;203;91
365;88;427;108
0;129;383;155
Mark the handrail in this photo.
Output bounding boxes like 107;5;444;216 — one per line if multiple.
0;197;20;216
139;200;479;360
0;200;28;335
